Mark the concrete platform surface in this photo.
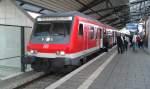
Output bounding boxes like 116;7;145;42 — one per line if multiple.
89;49;150;89
46;48;150;89
0;70;44;89
46;47;117;89
0;65;22;80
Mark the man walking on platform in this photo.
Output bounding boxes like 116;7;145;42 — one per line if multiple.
116;35;124;54
124;36;129;51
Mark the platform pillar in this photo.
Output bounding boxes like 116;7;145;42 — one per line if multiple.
21;27;26;72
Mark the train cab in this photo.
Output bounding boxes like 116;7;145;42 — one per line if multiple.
25;12;117;72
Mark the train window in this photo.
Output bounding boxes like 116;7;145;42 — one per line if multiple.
34;23;51;36
79;24;83;36
34;21;71;36
90;26;94;39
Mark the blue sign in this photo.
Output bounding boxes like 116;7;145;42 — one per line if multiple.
126;23;138;31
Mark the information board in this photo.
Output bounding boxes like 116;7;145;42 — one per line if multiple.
126;23;138;31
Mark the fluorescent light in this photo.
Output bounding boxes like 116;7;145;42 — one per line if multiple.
27;11;41;18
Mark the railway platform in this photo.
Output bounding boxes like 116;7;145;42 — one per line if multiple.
46;47;150;89
0;65;21;80
0;47;150;89
0;60;32;81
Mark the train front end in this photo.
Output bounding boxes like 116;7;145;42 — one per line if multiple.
25;16;74;72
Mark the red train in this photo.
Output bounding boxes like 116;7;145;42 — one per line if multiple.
25;11;117;72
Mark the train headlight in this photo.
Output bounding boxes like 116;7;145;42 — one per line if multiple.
60;51;65;56
56;51;65;56
29;50;37;54
30;50;34;54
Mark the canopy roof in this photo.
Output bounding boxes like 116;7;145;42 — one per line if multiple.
15;0;149;29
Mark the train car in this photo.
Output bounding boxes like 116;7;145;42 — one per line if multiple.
25;11;117;72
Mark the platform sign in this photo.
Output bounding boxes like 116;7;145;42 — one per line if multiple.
126;23;138;31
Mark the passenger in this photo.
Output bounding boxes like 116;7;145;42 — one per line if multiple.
124;36;129;51
122;36;125;51
139;37;144;48
132;34;138;51
129;36;133;48
121;35;125;52
103;35;109;52
116;35;124;54
136;35;141;48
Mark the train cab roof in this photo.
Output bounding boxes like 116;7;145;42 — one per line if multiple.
38;11;93;20
36;11;117;30
36;11;102;23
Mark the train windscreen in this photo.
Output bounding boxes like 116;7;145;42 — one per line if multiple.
31;21;72;44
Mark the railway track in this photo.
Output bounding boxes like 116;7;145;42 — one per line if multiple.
15;73;65;89
14;66;78;89
13;50;103;89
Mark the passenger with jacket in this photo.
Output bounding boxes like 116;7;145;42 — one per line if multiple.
123;36;129;51
129;36;133;48
139;37;144;48
116;35;124;54
103;35;109;52
136;35;142;48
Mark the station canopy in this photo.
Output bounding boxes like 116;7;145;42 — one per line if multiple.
129;0;150;22
15;0;150;29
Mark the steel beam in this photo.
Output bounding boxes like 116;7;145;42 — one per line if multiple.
75;0;102;18
79;0;106;12
98;5;128;21
106;18;119;24
85;5;128;15
130;0;149;5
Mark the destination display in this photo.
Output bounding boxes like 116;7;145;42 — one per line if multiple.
37;16;73;21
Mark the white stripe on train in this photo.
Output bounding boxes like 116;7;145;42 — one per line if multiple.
27;46;100;59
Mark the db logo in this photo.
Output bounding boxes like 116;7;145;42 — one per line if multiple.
43;44;49;49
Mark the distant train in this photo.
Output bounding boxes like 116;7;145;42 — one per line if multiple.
25;12;118;72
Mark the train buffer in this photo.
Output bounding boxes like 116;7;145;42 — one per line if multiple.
45;47;150;89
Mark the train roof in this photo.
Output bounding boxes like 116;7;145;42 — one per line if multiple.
40;11;89;17
37;11;116;30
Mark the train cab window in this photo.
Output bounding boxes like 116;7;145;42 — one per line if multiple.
79;24;83;36
90;26;94;39
32;21;72;44
34;21;72;37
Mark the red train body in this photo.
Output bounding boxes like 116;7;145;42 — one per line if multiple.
25;12;117;72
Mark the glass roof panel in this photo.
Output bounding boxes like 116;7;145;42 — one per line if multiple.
22;4;41;12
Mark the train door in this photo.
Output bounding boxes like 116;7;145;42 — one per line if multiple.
79;23;88;51
83;24;88;50
103;28;107;48
100;28;104;48
97;28;101;49
112;31;116;45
